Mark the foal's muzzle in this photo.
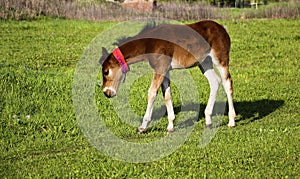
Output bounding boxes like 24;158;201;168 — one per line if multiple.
103;88;116;98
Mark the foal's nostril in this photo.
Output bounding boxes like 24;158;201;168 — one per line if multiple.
104;90;112;98
103;87;116;98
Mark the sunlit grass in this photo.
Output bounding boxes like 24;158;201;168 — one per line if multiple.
0;18;299;177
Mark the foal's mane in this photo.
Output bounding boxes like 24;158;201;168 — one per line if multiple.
113;22;158;46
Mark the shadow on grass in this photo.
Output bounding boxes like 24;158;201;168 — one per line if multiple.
233;99;285;125
151;99;285;128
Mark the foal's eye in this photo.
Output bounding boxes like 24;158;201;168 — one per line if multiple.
103;70;109;76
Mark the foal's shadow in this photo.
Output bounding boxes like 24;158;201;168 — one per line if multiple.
152;99;284;127
232;99;284;125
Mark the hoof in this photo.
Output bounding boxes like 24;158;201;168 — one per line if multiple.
206;124;212;129
167;128;174;133
137;127;146;134
228;120;235;128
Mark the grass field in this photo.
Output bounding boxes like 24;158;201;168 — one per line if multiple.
0;18;299;177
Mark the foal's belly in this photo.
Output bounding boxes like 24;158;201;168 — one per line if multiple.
170;60;184;69
171;53;207;69
170;59;200;69
170;45;210;69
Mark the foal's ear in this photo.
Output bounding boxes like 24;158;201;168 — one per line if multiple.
99;47;109;65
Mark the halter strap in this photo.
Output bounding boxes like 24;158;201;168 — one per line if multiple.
112;48;129;74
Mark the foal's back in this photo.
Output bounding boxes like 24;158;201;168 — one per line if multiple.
188;20;231;67
134;20;230;68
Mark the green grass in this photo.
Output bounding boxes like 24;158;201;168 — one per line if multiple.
1;18;299;177
222;1;300;19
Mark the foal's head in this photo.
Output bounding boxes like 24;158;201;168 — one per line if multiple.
100;47;125;98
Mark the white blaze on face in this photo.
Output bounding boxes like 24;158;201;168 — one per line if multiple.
102;68;119;97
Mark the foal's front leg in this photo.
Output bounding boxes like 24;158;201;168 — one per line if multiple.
161;72;175;132
138;73;165;133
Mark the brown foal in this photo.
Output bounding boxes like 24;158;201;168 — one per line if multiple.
100;20;236;133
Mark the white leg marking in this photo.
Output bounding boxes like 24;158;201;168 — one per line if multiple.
209;50;236;127
140;88;157;130
216;65;236;127
164;87;175;132
203;69;221;126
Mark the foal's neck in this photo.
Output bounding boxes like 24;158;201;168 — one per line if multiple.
119;40;147;65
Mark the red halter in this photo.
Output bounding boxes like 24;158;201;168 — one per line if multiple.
112;48;129;74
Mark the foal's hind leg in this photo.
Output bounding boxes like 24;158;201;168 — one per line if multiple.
215;65;236;127
199;57;221;127
211;51;236;127
203;70;221;127
161;71;175;132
